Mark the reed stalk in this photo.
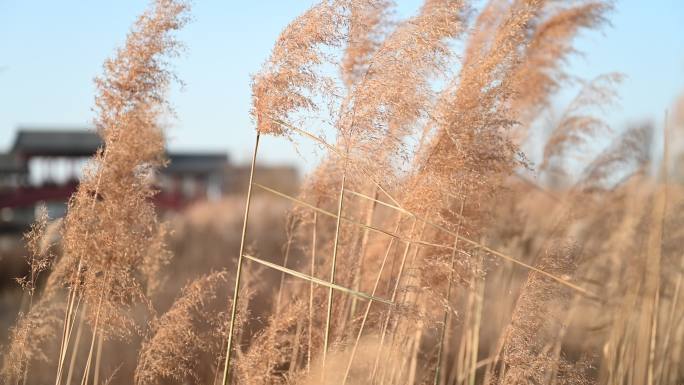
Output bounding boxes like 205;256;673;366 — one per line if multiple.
79;275;108;385
322;170;347;379
242;254;391;304
55;128;115;385
65;305;86;385
307;211;317;373
276;216;297;313
55;273;81;385
289;318;304;378
468;258;485;385
93;332;103;385
646;111;669;385
406;302;426;385
653;111;673;385
221;132;260;385
658;260;683;382
435;197;465;385
548;297;580;385
370;219;422;382
262;122;598;298
455;258;484;385
255;180;592;298
349;186;379;320
56;293;83;385
342;218;402;385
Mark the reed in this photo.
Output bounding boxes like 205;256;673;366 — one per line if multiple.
221;133;260;384
4;1;684;385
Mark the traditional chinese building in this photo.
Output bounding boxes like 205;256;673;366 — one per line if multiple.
0;128;232;231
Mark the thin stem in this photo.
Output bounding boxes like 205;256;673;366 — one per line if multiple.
93;332;103;385
657;259;682;383
56;135;116;385
267;122;597;298
370;219;421;382
254;181;594;298
254;183;407;242
56;286;79;385
65;305;86;385
57;293;83;385
289;318;304;378
548;297;580;385
269;116;400;208
342;218;402;385
406;307;424;385
469;257;485;385
242;253;392;304
648;287;661;385
276;216;297;313
381;221;429;384
647;111;669;385
221;132;260;385
435;198;465;385
349;186;379;320
307;212;317;373
322;170;347;379
79;326;98;385
79;272;110;385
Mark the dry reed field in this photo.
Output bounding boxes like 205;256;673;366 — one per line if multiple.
2;0;684;384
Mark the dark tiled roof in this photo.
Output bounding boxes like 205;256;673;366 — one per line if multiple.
166;153;228;175
12;128;102;156
8;129;229;174
0;153;27;174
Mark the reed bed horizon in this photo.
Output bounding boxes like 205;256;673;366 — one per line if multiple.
2;0;683;384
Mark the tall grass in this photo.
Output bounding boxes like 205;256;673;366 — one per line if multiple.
2;0;684;385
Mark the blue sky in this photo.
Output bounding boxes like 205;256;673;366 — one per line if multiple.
0;1;683;170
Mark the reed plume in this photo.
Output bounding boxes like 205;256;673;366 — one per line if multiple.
1;298;62;385
1;206;59;385
341;0;393;89
50;0;189;340
236;301;307;384
580;122;653;189
341;0;468;167
511;1;612;126
16;205;57;303
135;271;233;385
9;2;193;384
404;0;545;221
541;73;624;177
251;0;348;136
495;242;589;385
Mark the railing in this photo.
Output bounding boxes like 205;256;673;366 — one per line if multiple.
0;182;201;212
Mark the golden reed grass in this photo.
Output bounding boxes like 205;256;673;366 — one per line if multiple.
2;1;683;385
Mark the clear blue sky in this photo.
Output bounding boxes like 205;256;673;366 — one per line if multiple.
1;1;683;170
